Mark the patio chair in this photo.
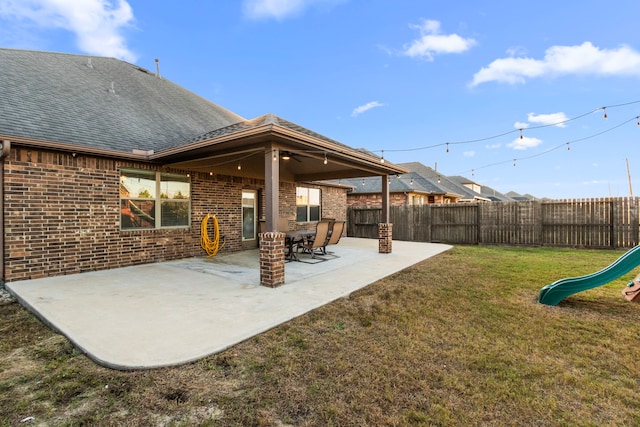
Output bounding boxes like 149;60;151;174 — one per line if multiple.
323;220;345;256
296;220;332;263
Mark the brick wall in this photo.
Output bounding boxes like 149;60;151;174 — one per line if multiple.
347;192;409;208
2;148;348;282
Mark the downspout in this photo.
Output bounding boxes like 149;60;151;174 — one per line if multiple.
0;140;10;285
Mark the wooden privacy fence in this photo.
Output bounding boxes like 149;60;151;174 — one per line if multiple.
347;197;640;249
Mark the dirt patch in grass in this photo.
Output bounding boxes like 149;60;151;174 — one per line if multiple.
2;246;640;426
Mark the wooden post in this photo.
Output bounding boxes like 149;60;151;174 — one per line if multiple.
265;146;279;232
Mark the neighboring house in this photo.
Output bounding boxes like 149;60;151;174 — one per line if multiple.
506;191;537;201
0;48;405;284
447;175;511;202
341;172;460;207
399;163;491;203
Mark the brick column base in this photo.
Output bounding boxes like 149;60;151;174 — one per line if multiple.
378;223;392;254
259;232;286;287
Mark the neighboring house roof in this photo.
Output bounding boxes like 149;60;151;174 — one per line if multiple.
339;171;457;197
478;185;514;202
447;175;512;202
398;162;488;202
0;48;244;154
506;191;536;201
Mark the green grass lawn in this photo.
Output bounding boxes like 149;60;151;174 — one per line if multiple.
2;245;640;426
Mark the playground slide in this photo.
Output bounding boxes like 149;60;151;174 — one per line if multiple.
538;245;640;306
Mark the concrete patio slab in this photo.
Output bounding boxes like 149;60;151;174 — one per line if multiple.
6;238;451;370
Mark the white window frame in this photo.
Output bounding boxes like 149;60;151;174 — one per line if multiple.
296;187;321;222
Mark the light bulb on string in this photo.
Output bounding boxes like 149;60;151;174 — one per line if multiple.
237;163;242;170
445;142;449;153
471;169;475;178
513;159;517;167
602;107;607;119
567;142;570;151
380;150;385;163
519;129;523;140
323;153;328;165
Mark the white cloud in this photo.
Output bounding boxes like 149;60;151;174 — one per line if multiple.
400;19;476;61
463;151;475;157
0;0;136;62
351;101;384;117
527;112;569;128
471;42;640;86
507;136;543;150
485;143;501;149
243;0;345;20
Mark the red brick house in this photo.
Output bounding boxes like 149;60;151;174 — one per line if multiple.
0;48;405;286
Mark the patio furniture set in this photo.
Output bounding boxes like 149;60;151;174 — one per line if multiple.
285;220;346;263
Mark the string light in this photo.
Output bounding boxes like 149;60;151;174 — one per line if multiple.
567;142;570;151
519;129;524;140
237;163;242;170
453;114;638;177
380;150;385;163
375;100;640;155
323;153;328;164
602;107;607;119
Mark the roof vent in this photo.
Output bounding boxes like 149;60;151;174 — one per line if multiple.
155;58;161;79
109;81;116;94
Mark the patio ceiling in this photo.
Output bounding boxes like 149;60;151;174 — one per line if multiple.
152;114;408;181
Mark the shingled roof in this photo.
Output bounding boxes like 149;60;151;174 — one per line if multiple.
398;162;488;202
0;48;245;154
342;172;452;195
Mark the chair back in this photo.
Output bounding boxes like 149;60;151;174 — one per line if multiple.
312;220;331;249
327;220;345;245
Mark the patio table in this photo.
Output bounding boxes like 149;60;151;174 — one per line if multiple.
285;230;315;261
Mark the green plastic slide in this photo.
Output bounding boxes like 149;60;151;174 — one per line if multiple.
538;245;640;306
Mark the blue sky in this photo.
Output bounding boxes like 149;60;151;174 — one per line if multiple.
1;0;639;199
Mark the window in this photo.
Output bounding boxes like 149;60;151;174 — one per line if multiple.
120;169;190;229
296;187;320;222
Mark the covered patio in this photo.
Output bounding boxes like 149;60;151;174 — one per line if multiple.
6;238;452;370
156;114;407;287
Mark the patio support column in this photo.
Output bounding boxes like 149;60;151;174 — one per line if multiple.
260;145;286;287
379;175;392;253
259;231;285;287
381;174;389;223
265;146;280;232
